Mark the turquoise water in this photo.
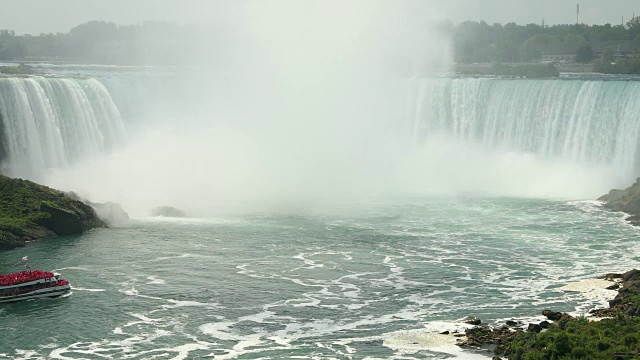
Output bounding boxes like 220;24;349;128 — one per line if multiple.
0;197;638;359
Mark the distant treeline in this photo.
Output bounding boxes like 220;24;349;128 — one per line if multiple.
0;21;196;65
5;19;640;71
451;17;640;64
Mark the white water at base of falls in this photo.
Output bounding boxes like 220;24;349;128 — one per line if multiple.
0;76;126;180
2;74;640;202
411;78;640;183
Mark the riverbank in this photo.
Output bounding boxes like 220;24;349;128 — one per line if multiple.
456;270;640;359
454;63;593;76
0;175;105;250
599;178;640;226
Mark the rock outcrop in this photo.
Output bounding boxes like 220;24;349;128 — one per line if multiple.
66;192;129;226
591;269;640;317
599;178;640;225
0;175;106;251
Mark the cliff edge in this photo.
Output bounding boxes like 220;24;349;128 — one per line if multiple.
0;175;106;250
598;177;640;225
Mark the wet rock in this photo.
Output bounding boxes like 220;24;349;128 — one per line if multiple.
464;317;482;325
539;320;550;329
440;331;450;335
600;178;640;225
527;323;542;333
38;202;103;235
607;283;620;290
66;191;129;225
88;201;129;225
542;310;563;321
601;269;640;317
505;320;518;327
622;269;640;282
606;273;624;279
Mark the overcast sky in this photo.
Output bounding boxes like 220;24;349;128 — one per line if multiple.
3;0;639;35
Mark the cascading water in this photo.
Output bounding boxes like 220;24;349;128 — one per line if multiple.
0;76;126;180
3;73;640;202
411;78;640;182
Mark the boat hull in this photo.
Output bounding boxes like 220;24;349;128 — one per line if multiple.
0;285;71;303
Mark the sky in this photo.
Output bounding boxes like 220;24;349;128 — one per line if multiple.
3;0;640;35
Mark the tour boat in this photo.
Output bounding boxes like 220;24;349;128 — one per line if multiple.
0;269;71;303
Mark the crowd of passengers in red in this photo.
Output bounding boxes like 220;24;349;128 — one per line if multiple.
0;270;56;287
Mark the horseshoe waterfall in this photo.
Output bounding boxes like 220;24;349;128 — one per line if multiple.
2;74;640;359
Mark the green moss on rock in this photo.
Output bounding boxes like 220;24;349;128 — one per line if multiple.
0;175;106;250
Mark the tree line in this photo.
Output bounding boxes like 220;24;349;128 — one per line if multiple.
4;19;640;71
449;17;640;64
0;21;196;65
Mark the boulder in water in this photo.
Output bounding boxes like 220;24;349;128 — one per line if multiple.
151;206;186;218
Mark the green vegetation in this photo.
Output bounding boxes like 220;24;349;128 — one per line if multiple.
0;64;35;74
451;19;640;64
0;175;104;249
2;18;640;70
449;17;640;74
594;53;640;74
0;22;194;65
508;316;640;360
489;63;559;78
575;45;594;63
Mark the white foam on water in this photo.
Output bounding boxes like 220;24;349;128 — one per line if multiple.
53;267;89;271
71;287;105;292
384;328;492;359
128;312;159;323
134;216;244;226
560;278;619;315
146;276;166;285
122;286;138;296
166;343;210;360
163;299;219;308
560;278;615;292
199;321;273;359
12;350;40;360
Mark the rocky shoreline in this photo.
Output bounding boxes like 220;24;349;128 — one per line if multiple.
455;269;640;359
449;182;640;359
0;175;107;251
598;177;640;226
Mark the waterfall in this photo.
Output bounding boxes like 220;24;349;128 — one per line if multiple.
0;76;126;180
411;78;640;181
4;74;640;200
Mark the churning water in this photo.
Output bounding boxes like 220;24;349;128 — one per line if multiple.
0;198;638;359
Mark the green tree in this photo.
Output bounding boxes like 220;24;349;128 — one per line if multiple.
602;47;615;63
575;44;594;63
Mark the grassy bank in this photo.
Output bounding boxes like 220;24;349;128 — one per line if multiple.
0;175;105;250
459;270;640;359
0;64;35;75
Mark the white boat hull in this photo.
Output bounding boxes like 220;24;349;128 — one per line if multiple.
0;285;71;303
